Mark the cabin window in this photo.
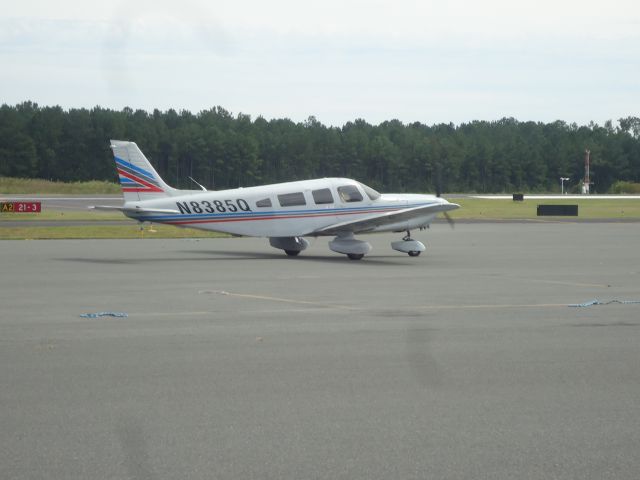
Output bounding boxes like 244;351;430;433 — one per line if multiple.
359;182;381;201
312;188;334;205
337;185;363;203
256;198;272;208
278;192;306;207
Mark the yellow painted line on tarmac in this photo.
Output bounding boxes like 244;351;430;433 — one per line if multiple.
204;290;572;313
413;303;568;311
129;290;582;318
483;274;612;289
128;311;213;317
527;278;611;289
208;290;358;311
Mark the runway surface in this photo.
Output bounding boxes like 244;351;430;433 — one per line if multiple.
2;223;640;479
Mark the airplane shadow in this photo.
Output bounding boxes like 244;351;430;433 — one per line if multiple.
59;250;423;266
183;249;423;266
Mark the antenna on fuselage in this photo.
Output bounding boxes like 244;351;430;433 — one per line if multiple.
188;177;207;191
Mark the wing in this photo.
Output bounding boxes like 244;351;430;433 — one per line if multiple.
90;205;180;215
313;202;459;235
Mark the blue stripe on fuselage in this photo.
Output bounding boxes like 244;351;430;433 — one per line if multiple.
133;202;432;223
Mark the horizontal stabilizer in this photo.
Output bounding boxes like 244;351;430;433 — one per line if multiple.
90;205;180;215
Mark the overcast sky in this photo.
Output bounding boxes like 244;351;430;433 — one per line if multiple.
1;0;638;126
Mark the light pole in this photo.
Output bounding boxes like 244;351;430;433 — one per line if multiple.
560;177;570;195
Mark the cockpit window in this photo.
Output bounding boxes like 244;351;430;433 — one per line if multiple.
359;182;381;201
312;188;334;205
337;185;363;203
256;198;272;208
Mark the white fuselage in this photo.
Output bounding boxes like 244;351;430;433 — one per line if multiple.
122;177;446;237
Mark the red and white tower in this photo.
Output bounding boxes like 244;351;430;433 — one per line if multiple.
581;149;591;194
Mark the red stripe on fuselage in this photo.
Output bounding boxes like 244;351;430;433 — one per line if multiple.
164;207;400;226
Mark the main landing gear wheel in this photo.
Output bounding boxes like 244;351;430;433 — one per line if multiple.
329;234;372;260
408;251;421;257
269;237;310;256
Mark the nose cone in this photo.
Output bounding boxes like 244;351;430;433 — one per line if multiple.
437;196;460;212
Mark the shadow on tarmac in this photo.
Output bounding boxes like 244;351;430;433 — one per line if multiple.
58;250;425;266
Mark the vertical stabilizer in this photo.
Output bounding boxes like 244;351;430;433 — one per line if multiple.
110;140;174;201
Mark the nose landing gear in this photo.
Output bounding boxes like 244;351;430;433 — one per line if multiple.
391;230;426;257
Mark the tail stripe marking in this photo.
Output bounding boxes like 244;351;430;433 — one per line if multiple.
115;157;159;184
117;169;163;193
114;156;163;193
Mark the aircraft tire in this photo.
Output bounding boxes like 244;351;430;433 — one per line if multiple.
284;250;301;256
347;253;364;260
408;251;421;257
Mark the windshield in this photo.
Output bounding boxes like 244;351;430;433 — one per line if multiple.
358;182;381;201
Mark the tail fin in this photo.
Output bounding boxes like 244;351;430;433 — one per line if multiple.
110;140;175;201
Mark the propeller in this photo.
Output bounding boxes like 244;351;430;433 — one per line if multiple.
434;163;454;228
443;211;455;229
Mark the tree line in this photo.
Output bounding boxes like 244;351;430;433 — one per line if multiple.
1;101;639;193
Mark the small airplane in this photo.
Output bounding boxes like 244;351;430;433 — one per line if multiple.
93;140;459;260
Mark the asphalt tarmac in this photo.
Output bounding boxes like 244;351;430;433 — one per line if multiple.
2;223;640;480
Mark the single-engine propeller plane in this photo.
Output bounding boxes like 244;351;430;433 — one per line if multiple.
93;140;459;260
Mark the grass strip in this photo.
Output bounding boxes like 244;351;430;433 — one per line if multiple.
0;211;124;221
448;198;640;219
0;224;229;240
1;177;120;194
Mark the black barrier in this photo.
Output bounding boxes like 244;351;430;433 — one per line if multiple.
512;193;524;201
537;204;578;216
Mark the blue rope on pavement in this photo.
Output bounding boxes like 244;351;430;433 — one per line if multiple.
80;311;129;318
569;299;640;308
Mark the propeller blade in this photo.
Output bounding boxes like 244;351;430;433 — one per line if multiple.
444;211;455;229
